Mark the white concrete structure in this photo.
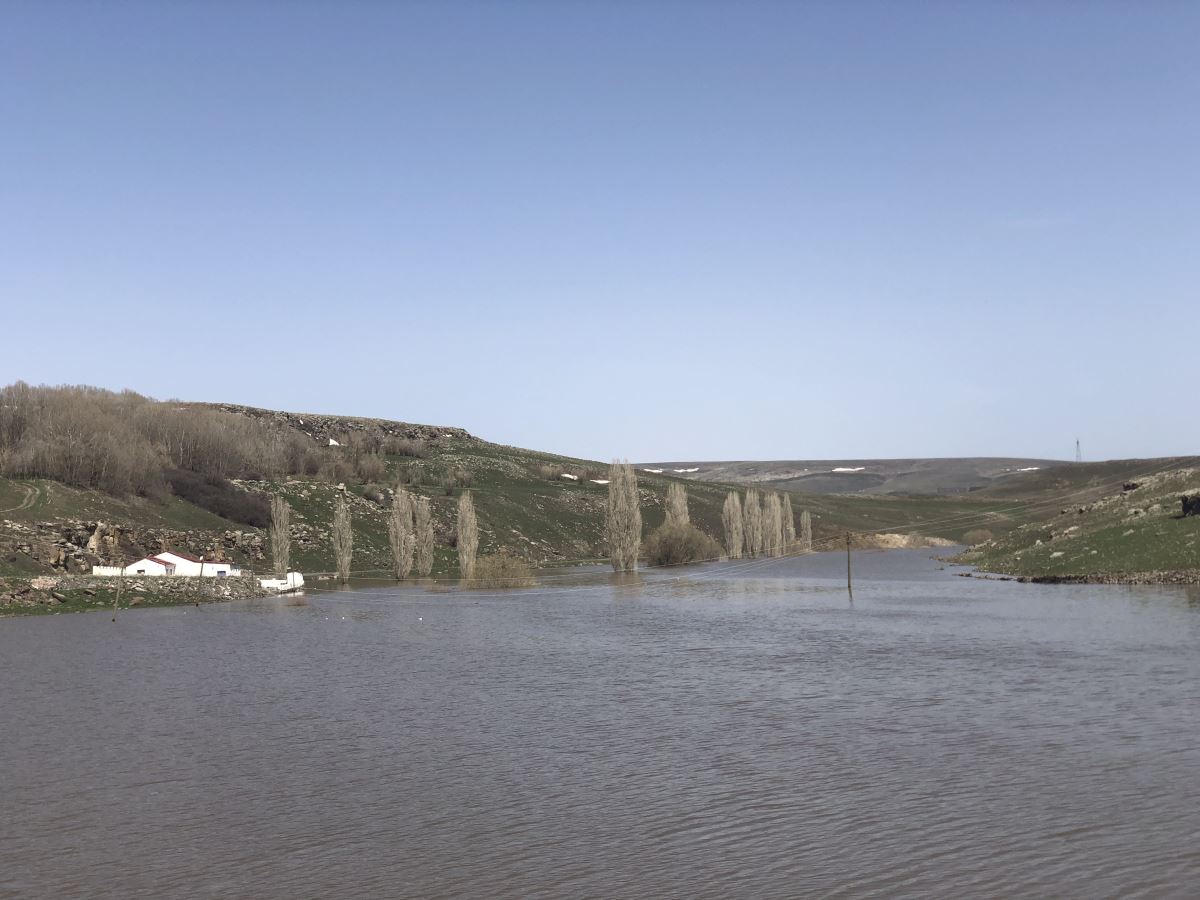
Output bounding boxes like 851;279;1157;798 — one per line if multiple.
155;551;241;577
91;550;241;578
121;556;175;577
260;572;305;592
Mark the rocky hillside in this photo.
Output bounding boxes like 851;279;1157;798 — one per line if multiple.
956;460;1200;581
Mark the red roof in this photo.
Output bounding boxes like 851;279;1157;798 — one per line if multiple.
124;555;172;568
159;549;202;563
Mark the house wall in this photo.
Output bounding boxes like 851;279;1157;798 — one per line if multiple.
123;559;170;576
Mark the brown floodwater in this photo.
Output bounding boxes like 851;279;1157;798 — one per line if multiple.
2;549;1199;898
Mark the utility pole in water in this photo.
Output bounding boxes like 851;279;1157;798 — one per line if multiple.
846;532;853;602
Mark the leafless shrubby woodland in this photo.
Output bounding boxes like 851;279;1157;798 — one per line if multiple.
0;383;314;497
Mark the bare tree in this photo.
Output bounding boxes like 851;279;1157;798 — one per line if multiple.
782;494;796;551
414;495;435;577
457;490;479;579
270;494;290;578
800;509;813;552
387;488;415;580
606;459;642;572
743;488;763;558
722;491;743;559
332;493;353;584
763;493;783;558
664;482;689;527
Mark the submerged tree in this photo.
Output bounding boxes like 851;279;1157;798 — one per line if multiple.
664;482;690;528
606;459;642;572
743;488;763;558
414;496;435;577
387;488;415;580
332;493;353;584
782;494;796;551
331;493;353;583
722;491;743;559
457;490;479;579
270;494;290;578
800;509;813;552
763;493;784;558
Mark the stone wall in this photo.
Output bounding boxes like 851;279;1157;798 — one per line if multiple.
0;573;268;611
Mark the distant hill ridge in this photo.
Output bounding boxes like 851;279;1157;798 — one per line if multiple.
641;457;1064;496
199;402;474;446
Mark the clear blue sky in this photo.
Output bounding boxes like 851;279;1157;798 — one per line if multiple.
2;1;1196;462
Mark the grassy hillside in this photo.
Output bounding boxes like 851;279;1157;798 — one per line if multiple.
1;405;1034;579
4;395;1196;583
957;458;1200;579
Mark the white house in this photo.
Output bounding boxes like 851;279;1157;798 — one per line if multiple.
92;550;241;578
120;555;177;577
155;550;241;577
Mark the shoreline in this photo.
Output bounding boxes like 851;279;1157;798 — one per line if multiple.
0;574;269;616
954;568;1200;586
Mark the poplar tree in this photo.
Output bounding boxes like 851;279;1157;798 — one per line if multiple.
332;493;353;584
743;488;763;558
782;494;796;551
457;490;479;579
664;482;689;527
270;495;290;578
414;496;435;577
722;491;744;559
606;460;642;572
764;493;784;558
800;509;813;552
387;488;415;580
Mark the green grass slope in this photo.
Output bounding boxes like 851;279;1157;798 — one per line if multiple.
3;408;1028;579
957;459;1200;579
6;403;1195;583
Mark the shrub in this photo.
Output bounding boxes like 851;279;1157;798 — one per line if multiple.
469;551;536;589
642;522;722;567
355;453;387;484
963;528;994;546
318;458;354;484
441;467;472;495
383;437;427;458
165;468;271;527
362;483;389;505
